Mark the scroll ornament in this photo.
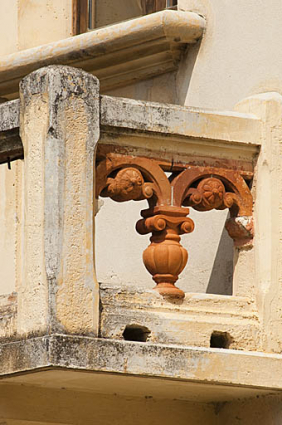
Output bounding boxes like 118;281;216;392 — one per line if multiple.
97;156;253;298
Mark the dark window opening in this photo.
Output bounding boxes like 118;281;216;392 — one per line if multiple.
75;0;178;34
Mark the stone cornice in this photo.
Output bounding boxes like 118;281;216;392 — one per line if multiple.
1;335;282;401
0;10;205;100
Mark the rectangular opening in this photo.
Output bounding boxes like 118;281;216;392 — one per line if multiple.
75;0;178;33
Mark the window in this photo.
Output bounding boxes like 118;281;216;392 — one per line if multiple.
74;0;178;34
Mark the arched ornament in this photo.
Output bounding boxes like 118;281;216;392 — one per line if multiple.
96;156;253;298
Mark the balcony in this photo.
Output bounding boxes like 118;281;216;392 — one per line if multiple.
1;66;282;421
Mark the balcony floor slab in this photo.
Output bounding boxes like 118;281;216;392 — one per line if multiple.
0;335;282;402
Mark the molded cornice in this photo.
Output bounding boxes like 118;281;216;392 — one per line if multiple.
0;10;205;99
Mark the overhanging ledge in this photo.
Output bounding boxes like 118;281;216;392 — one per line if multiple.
0;10;205;100
1;335;282;402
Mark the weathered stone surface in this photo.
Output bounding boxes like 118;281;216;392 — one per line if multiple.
0;336;49;374
18;65;100;337
0;99;19;131
1;334;282;396
100;287;261;350
0;99;21;163
0;93;261;166
235;93;282;352
0;293;17;340
100;95;262;146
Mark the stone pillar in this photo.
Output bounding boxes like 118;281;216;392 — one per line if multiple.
235;93;282;352
18;66;100;336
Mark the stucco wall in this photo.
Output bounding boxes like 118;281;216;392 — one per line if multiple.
0;162;22;295
177;0;282;110
0;0;73;296
0;0;73;56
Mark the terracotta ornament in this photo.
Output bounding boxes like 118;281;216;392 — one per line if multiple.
96;154;253;298
136;206;194;298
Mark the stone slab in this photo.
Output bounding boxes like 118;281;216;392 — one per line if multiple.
1;334;282;400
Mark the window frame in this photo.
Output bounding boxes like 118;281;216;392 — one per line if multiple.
74;0;177;34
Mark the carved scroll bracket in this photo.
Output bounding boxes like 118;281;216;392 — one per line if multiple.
96;154;254;298
172;168;254;247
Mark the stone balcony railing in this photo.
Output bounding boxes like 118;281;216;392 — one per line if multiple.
1;65;282;402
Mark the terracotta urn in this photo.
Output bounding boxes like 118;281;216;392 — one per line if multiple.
137;207;194;299
143;228;188;298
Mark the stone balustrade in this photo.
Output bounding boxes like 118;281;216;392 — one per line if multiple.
1;65;282;356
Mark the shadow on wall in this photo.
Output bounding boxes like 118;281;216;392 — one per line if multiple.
206;225;233;295
176;39;202;105
95;199;234;295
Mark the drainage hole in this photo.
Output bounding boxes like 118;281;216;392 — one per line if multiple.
210;331;232;349
123;324;151;342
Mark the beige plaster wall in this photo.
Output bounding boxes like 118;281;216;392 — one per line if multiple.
0;164;14;294
107;72;178;105
0;0;73;56
0;0;18;57
0;162;22;296
17;0;73;51
0;0;73;296
177;0;282;110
